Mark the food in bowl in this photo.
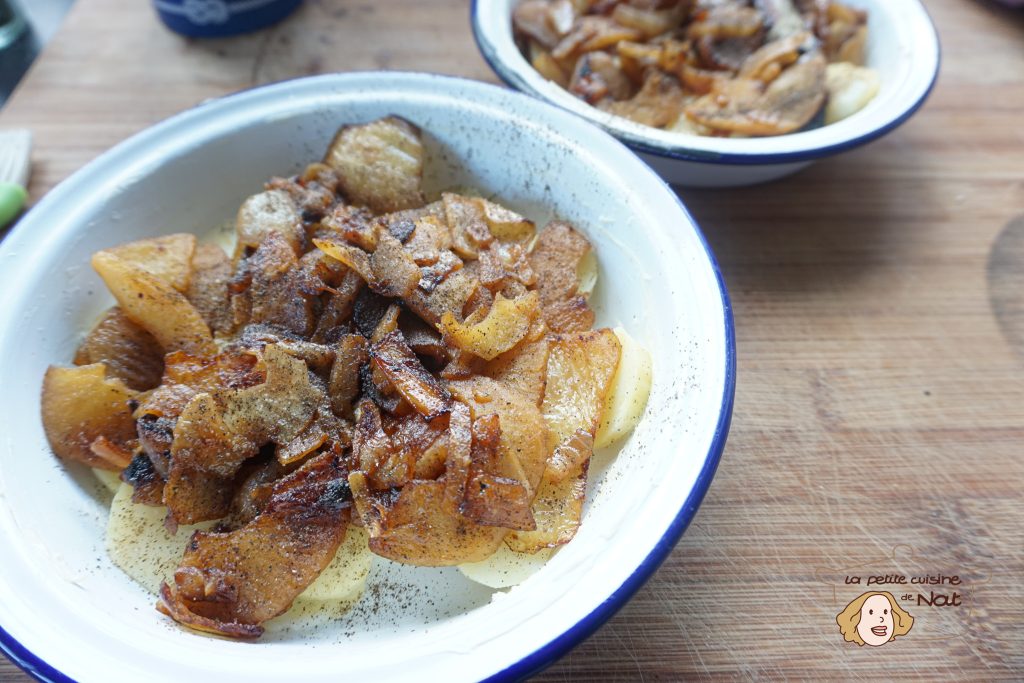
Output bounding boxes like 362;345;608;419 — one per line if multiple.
39;116;652;639
513;0;881;136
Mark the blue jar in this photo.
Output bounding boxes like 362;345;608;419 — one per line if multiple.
152;0;302;38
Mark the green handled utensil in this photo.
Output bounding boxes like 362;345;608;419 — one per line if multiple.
0;129;31;229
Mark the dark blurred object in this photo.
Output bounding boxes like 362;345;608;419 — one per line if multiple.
153;0;302;38
0;0;39;107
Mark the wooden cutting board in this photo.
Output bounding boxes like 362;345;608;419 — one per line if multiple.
1;0;1022;680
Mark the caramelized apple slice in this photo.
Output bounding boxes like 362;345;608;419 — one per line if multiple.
74;307;164;391
324;116;426;214
41;363;139;470
92;251;215;355
440;291;540;361
99;233;196;293
158;451;351;638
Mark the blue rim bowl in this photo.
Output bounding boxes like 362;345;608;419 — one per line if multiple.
471;0;940;186
0;72;734;682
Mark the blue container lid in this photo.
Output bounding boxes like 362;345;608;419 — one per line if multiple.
153;0;302;38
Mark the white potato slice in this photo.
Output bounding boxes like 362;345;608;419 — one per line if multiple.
668;113;713;137
825;62;881;125
203;220;237;257
594;327;652;449
576;249;598;298
106;483;216;595
458;544;555;589
92;467;122;494
297;526;373;603
443;185;485;198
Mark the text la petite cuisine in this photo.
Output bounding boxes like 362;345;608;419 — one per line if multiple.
845;574;962;586
845;574;965;607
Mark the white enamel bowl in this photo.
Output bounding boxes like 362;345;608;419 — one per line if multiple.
0;73;734;682
472;0;940;187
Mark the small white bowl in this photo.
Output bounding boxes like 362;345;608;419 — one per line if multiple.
0;73;734;681
472;0;940;187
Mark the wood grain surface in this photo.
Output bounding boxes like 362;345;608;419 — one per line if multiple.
2;0;1022;680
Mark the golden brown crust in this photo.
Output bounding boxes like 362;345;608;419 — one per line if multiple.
461;414;536;531
329;335;370;418
370;331;452;420
122;452;166;506
528;221;595;333
41;363;140;470
74;307;165;391
186;245;235;336
91;251;216;356
323;116;426;214
158;451;350;637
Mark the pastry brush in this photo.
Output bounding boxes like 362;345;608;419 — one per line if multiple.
0;129;31;228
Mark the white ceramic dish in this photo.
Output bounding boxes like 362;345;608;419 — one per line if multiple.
0;73;734;682
472;0;940;187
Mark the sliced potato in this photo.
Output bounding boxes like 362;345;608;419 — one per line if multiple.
611;2;687;39
157;452;349;637
298;526;373;602
369;230;422;298
106;482;216;595
220;344;325;453
824;62;880;125
601;70;685;129
405;214;453;265
164;392;259;524
41;363;139;470
484;334;550;407
404;269;484;326
440;291;539;361
502;329;624;554
459;544;555;589
203;220;238;256
594;327;652;449
93;467;123;494
668;112;714;136
578;17;642;53
514;0;562;49
99;233;196;293
576;249;597;298
324;116;426;214
91;251;215;355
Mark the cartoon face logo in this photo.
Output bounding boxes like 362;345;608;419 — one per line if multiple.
836;591;913;646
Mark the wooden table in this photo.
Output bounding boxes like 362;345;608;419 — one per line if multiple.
2;0;1022;680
